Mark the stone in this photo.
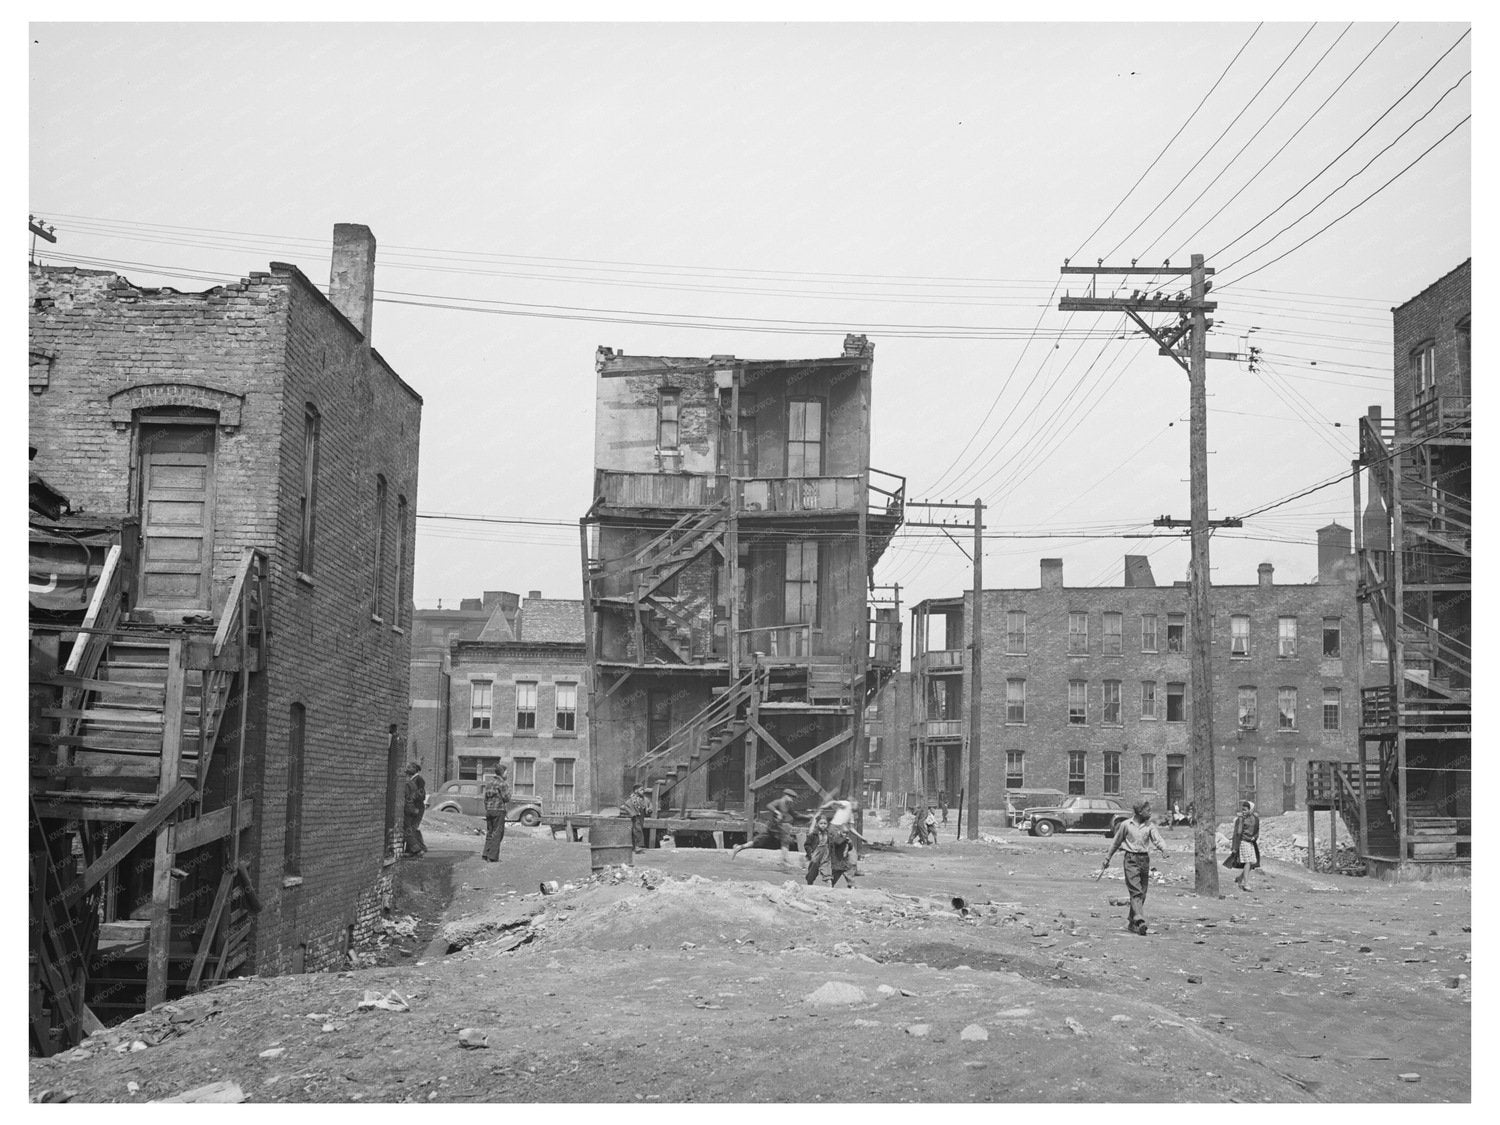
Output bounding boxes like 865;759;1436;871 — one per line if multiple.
804;981;867;1006
994;1007;1035;1019
1110;1014;1132;1023
1064;1017;1089;1037
876;984;899;997
258;1047;286;1059
457;1028;489;1049
1399;1073;1420;1083
905;1024;932;1038
960;1024;989;1041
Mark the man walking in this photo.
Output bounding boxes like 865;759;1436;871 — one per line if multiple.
622;784;651;852
939;792;949;825
481;766;511;862
1101;799;1169;934
402;762;428;857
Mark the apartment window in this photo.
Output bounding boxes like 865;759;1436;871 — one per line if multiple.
1411;340;1436;402
1283;757;1297;810
1278;616;1298;657
1141;753;1157;791
515;681;538;731
555;682;578;732
1068;612;1089;655
297;408;321;574
393;496;409;626
1322;687;1341;731
284;703;305;877
1141;614;1159;653
1005;678;1026;724
1067;751;1087;796
1140;681;1158;720
1068;680;1088;725
458;755;498;781
372;476;388;616
1167;614;1185;653
1102;612;1123;655
1166;682;1185;723
1237;755;1258;802
786;398;824;477
553;758;576;805
1322;617;1341;658
470;680;493;731
512;757;536;797
1278;687;1298;730
1231;614;1250;657
1102;680;1122;725
1005;750;1024;789
784;541;819;625
1238;686;1258;730
1370;631;1389;663
1006;610;1027;654
1103;751;1121;795
657;388;681;449
868;735;883;763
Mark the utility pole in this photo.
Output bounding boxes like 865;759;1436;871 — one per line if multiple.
1061;254;1221;895
905;498;984;840
29;215;57;264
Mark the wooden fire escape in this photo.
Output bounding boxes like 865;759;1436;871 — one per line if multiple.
30;546;268;1054
1312;397;1471;868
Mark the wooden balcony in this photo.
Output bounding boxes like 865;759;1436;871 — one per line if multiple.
594;467;905;521
1405;393;1471;442
918;649;964;674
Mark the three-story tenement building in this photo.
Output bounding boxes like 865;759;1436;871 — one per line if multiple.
28;225;420;1047
581;336;904;834
911;526;1380;820
1350;259;1470;871
448;592;590;815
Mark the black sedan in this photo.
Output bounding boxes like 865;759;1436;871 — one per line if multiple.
1018;796;1129;837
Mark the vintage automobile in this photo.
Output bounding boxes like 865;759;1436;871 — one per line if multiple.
1018;795;1129;837
428;780;543;826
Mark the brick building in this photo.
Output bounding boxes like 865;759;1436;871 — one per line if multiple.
447;592;590;815
1347;259;1470;871
28;224;420;1047
409;592;516;787
581;337;904;836
910;529;1380;821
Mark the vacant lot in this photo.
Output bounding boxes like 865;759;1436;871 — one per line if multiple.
30;815;1470;1103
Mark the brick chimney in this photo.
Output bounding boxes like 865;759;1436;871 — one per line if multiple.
1317;523;1355;583
527;590;542;601
329;223;376;341
1040;559;1064;589
842;333;874;358
1258;563;1274;589
1123;555;1156;587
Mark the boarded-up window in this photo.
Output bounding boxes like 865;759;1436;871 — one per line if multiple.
784;541;819;624
787;399;824;477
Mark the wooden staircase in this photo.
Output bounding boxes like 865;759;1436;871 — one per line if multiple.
634;668;764;812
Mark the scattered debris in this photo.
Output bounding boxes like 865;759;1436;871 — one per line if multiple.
1399;1073;1421;1083
258;1047;286;1059
905;1024;932;1038
1064;1017;1089;1037
356;990;410;1013
457;1029;489;1049
154;1081;247;1103
960;1024;989;1041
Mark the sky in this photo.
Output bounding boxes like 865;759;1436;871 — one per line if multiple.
25;17;1473;624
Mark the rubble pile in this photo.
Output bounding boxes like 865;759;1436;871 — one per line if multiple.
347;914;421;968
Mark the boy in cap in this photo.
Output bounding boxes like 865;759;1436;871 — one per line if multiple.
1101;799;1169;934
481;765;511;862
731;787;798;867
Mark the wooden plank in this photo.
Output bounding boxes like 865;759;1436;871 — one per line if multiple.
147;640;187;1008
751;727;852;791
745;717;831;800
186;870;235;992
41;707;164;728
62;778;197;906
41;676;166;700
64;544;121;675
168;803;231;852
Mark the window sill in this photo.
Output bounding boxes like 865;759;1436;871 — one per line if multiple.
391;625;405;636
467;729;493;738
296;571;315;588
514;729;538;738
282;875;303;889
553;729;578;739
371;614;385;626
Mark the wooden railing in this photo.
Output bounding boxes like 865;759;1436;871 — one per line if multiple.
736;623;814;664
596;466;907;520
63;544;123;678
196;549;269;781
736;475;861;513
596;470;724;509
925;719;964;739
919;649;964;671
632;666;763;774
1405;393;1470;441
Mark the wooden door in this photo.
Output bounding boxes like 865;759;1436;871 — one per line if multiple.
136;424;215;615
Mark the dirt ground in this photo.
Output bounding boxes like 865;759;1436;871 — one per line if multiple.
29;811;1471;1104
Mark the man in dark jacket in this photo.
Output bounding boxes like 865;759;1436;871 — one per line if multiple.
481;766;511;862
403;762;427;857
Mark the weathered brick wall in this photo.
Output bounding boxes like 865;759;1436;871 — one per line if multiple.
1392;259;1470;422
932;569;1379;820
29;262;422;977
448;643;592;810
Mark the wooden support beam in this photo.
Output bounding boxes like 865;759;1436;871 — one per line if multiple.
146;639;186;1009
168;799;255;854
751;727;853;791
745;717;832;800
62;778;198;906
186;870;235;992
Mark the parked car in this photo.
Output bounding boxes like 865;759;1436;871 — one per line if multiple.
1003;788;1067;829
428;780;543;826
1018;796;1129;837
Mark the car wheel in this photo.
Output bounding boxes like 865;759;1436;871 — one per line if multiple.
1032;819;1056;837
518;809;541;827
436;803;459;814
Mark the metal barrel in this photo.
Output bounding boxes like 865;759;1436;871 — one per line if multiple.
590;817;636;871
